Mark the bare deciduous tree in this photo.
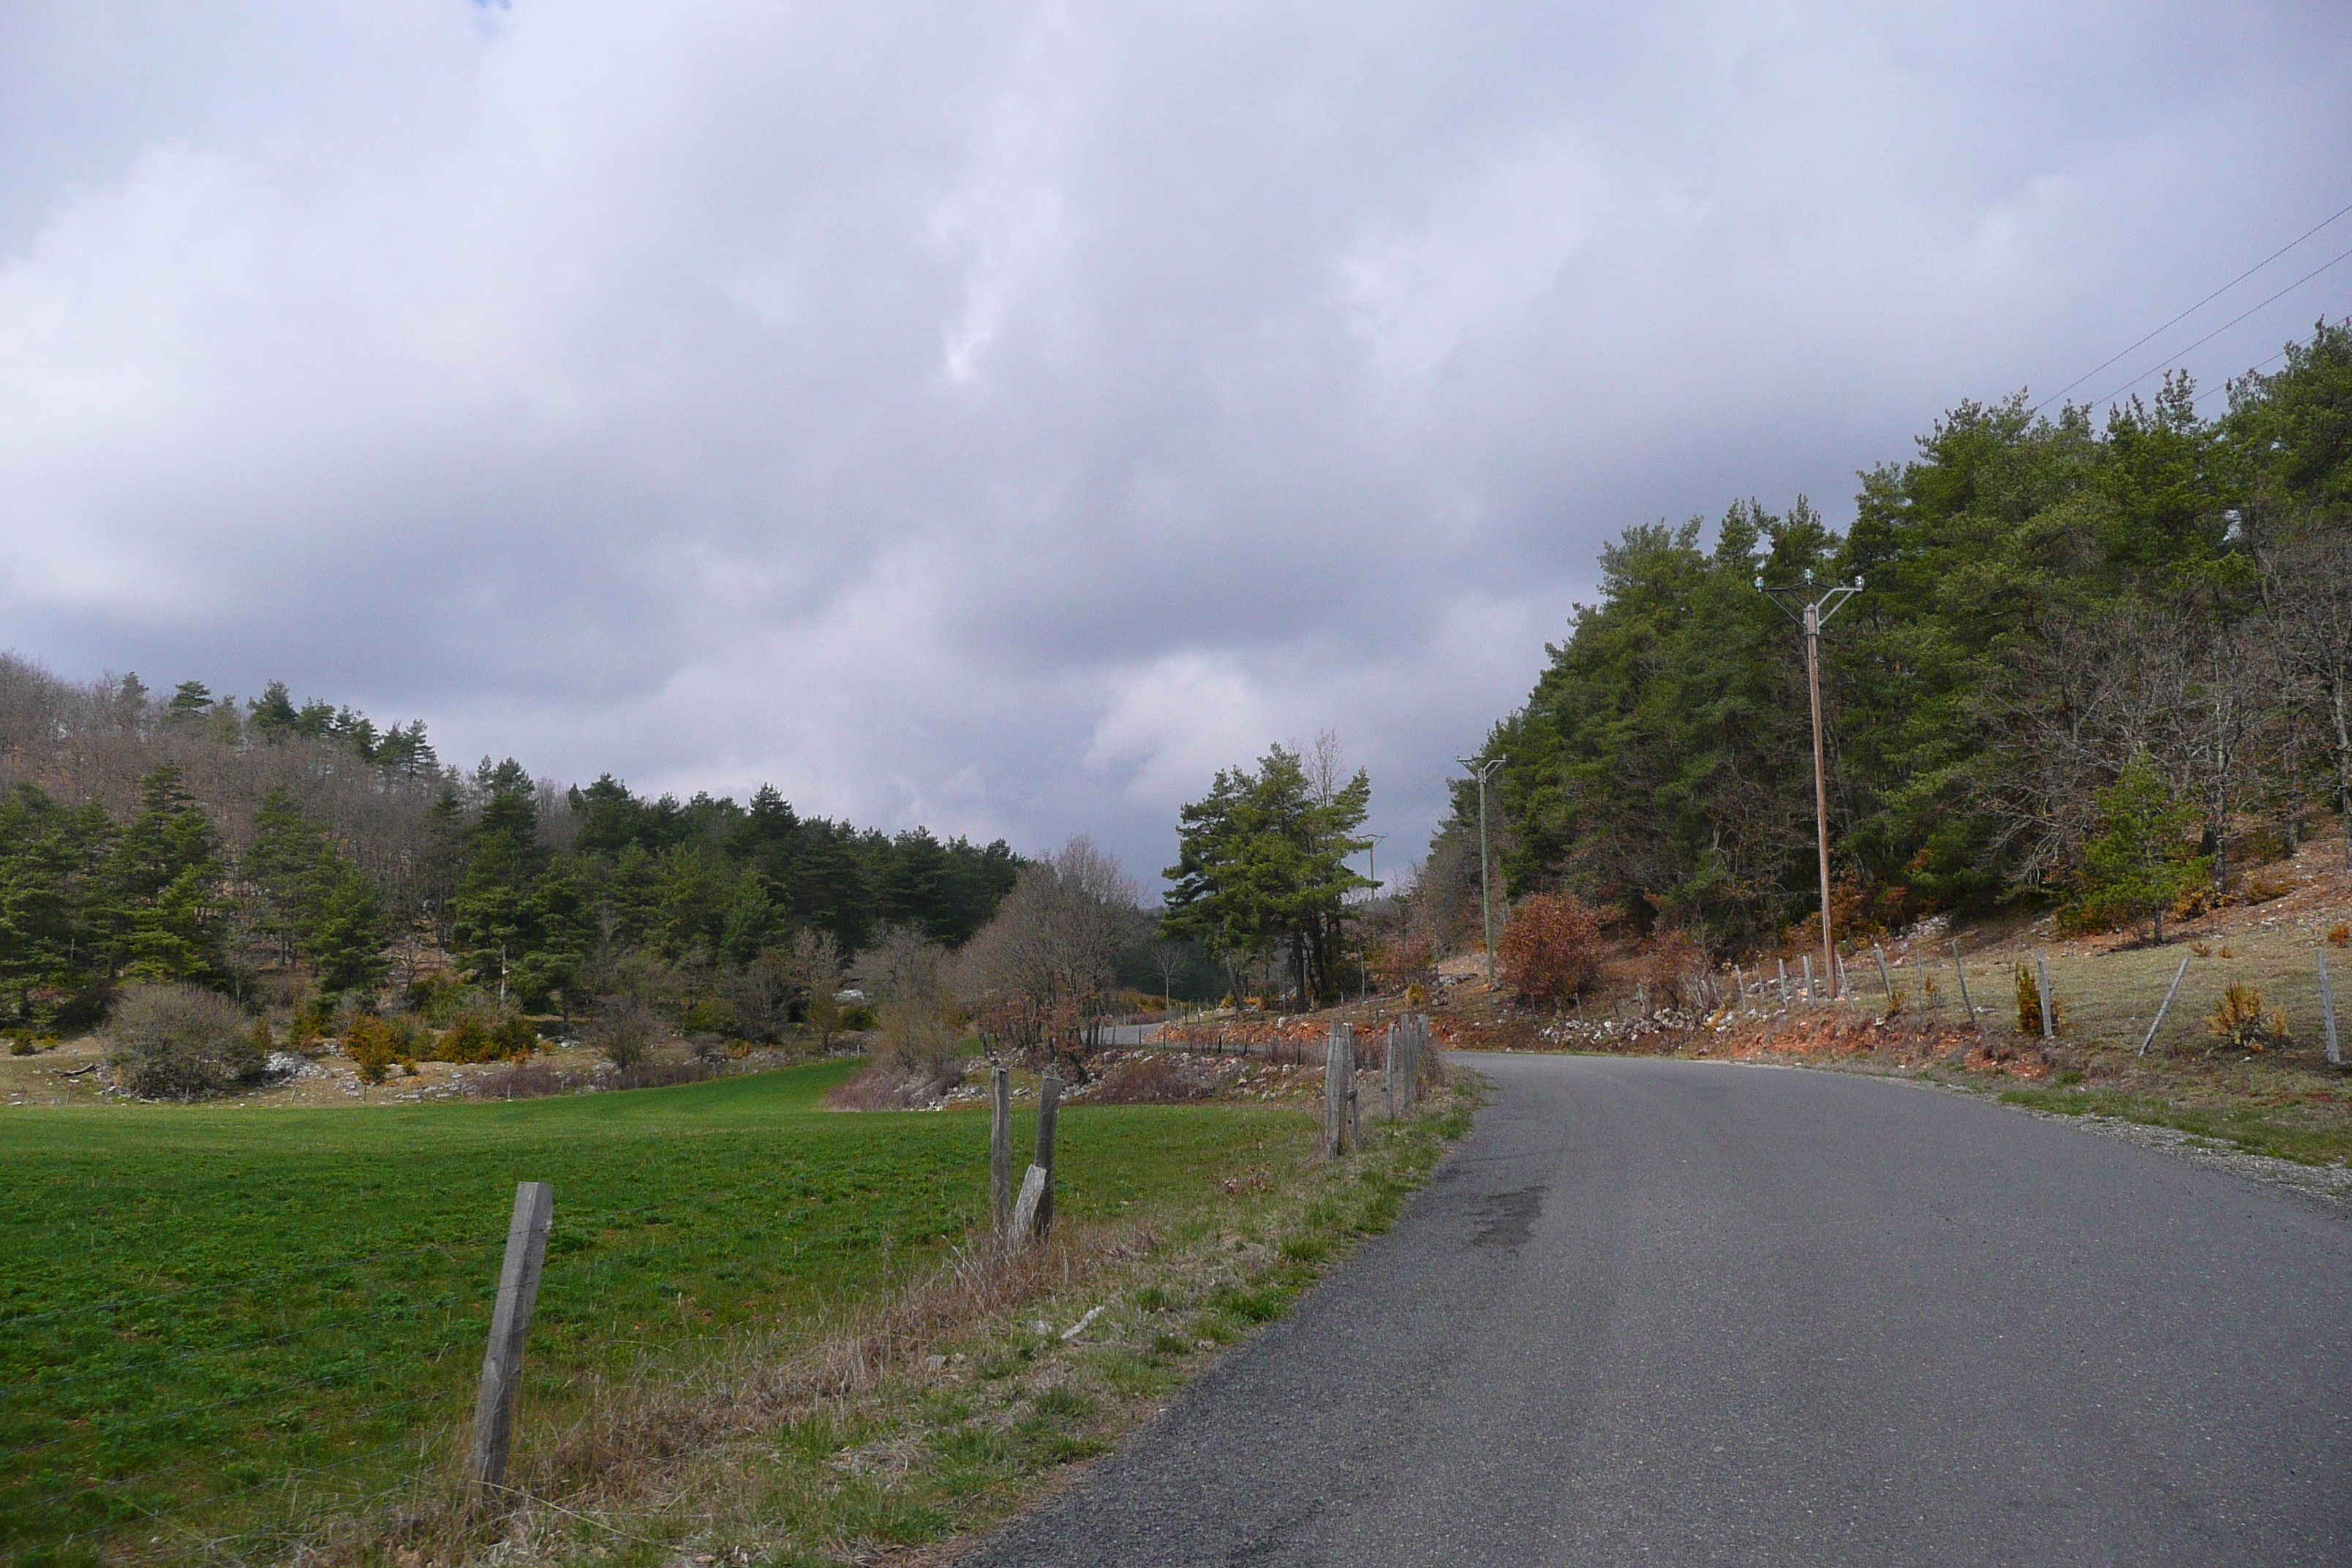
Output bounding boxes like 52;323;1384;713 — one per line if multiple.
2268;527;2352;865
854;924;962;1088
959;836;1137;1077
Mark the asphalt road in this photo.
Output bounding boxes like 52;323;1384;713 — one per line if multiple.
960;1052;2352;1567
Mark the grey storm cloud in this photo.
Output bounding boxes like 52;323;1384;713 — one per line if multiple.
2;0;2348;883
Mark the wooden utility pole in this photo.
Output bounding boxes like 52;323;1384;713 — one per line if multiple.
1759;570;1862;998
1458;757;1503;987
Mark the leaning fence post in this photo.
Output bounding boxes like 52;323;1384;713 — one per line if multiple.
2139;954;2193;1056
2321;951;2341;1068
2035;951;2057;1041
1776;959;1790;1006
1801;955;1814;1000
1733;965;1746;1008
1952;943;1978;1033
990;1066;1011;1240
467;1180;554;1511
1873;946;1895;1006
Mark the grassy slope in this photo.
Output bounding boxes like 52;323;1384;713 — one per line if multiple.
1;1060;1323;1564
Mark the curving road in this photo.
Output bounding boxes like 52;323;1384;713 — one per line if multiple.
960;1052;2352;1566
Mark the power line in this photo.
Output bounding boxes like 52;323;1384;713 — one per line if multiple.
2083;241;2352;410
2032;196;2352;415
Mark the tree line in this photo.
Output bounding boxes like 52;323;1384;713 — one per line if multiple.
1434;320;2352;957
0;655;1019;1033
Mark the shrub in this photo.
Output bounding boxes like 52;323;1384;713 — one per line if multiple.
344;1014;399;1085
1089;1052;1221;1104
2332;923;2351;949
1497;893;1604;1004
2069;753;2208;939
585;996;656;1068
2242;871;2293;905
2015;965;2042;1036
1640;927;1708;1008
287;998;331;1051
106;984;262;1098
679;998;734;1036
2209;984;2291;1052
490;1014;538;1059
437;1013;497;1063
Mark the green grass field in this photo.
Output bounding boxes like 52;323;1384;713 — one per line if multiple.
0;1062;1318;1565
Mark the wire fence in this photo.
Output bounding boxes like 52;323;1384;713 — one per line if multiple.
0;1033;1150;1568
1560;924;2352;1067
0;1139;938;1567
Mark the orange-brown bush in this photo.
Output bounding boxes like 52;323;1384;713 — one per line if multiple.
1498;892;1604;1003
1639;927;1709;1007
1371;932;1435;989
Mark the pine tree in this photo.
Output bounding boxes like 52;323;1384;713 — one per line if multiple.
2072;753;2208;940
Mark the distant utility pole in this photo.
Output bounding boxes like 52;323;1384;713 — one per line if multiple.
1458;756;1502;987
1757;568;1862;1000
1365;833;1387;900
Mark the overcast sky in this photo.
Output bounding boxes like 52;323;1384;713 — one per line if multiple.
3;1;2348;889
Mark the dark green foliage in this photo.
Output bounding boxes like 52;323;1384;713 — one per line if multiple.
2070;753;2209;938
101;766;226;984
1463;322;2352;946
1162;742;1372;1008
0;785;114;1023
241;789;388;996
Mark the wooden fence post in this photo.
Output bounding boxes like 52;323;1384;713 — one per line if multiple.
2321;951;2342;1068
1323;1024;1351;1157
1405;1014;1419;1111
1347;1027;1362;1144
1952;943;1978;1032
1873;946;1894;1006
990;1066;1011;1240
2035;951;2057;1041
467;1180;554;1511
1031;1072;1060;1240
1801;956;1814;1000
1383;1022;1398;1119
1733;966;1746;1007
2139;954;2191;1057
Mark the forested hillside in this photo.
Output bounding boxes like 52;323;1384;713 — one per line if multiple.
0;657;1019;1028
1440;322;2352;954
